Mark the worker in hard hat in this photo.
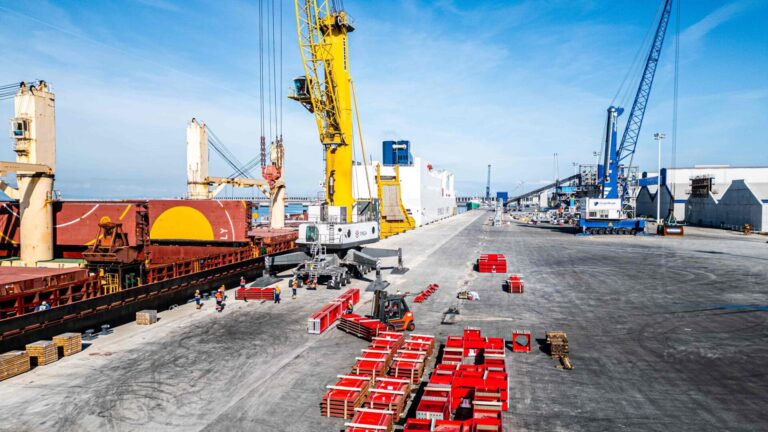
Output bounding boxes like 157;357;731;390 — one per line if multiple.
274;285;281;304
214;290;224;312
218;284;227;301
346;300;354;315
37;301;50;311
240;276;246;289
194;290;202;310
291;279;298;300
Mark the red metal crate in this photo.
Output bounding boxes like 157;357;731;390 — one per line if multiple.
434;420;472;431
345;407;395;432
389;350;427;384
367;377;411;419
352;349;393;379
404;419;432;431
321;374;372;419
471;417;503;431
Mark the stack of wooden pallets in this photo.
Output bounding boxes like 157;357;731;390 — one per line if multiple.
0;351;31;381
321;374;372;419
53;333;82;357
136;309;158;325
546;331;569;358
546;331;572;369
26;340;58;366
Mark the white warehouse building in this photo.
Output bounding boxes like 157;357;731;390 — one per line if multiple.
636;166;768;232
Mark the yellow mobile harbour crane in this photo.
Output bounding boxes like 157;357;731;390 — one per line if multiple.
289;0;414;249
271;0;408;289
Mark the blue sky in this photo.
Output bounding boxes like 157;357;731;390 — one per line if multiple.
0;0;766;199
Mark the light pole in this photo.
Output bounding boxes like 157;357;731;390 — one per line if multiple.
554;153;560;183
654;132;666;225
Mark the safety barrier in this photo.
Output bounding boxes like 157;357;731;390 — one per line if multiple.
413;284;439;303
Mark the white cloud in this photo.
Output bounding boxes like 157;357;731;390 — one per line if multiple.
680;1;749;44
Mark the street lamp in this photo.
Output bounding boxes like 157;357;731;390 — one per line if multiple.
554;153;560;183
654;132;666;225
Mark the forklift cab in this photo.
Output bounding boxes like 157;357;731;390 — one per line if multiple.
371;290;414;332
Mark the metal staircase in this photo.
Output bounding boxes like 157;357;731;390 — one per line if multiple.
308;240;326;282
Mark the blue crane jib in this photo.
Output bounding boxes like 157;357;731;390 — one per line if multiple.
581;0;672;235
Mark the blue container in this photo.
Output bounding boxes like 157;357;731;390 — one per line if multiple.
382;140;397;165
382;140;413;166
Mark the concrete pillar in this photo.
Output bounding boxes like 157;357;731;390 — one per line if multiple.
14;82;55;266
186;118;209;199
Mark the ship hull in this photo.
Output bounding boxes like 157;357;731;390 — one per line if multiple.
0;254;267;352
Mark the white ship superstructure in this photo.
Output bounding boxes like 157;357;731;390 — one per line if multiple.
353;141;456;227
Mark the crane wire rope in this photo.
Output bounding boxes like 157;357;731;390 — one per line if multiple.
671;0;680;199
351;80;374;218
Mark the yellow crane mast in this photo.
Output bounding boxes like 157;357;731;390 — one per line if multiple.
289;1;355;222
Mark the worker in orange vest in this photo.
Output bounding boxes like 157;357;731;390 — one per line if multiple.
274;286;281;304
346;300;354;315
215;290;224;312
291;279;298;300
218;284;226;301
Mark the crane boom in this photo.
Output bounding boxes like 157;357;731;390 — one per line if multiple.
617;0;673;164
580;0;673;235
291;1;355;221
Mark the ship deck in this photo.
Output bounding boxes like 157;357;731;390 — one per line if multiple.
0;210;767;431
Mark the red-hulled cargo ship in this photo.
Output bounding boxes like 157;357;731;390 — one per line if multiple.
0;199;297;351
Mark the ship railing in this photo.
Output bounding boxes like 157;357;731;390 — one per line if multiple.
0;276;100;321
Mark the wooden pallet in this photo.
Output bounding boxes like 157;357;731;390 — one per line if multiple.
545;331;569;359
26;340;58;366
53;333;82;357
136;309;158;325
0;351;31;381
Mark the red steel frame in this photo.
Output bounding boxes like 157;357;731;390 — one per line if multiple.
512;330;531;353
308;288;361;334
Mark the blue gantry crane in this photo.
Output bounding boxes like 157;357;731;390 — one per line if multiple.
579;0;673;235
